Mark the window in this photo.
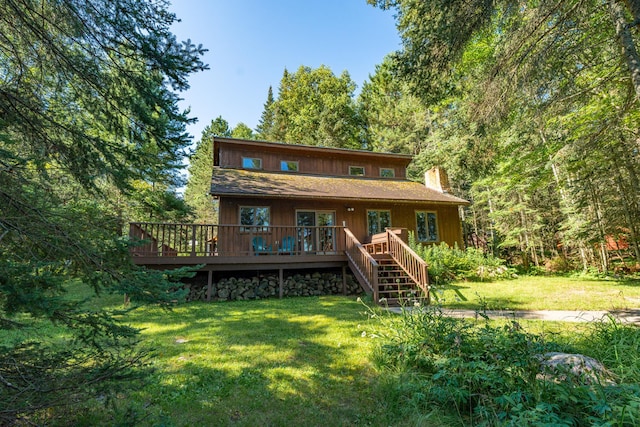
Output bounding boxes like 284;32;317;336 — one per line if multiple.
367;210;391;235
380;168;395;178
240;206;269;231
280;160;299;172
242;157;262;169
349;166;365;176
416;211;438;242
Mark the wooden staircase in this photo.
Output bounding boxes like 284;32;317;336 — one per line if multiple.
344;227;430;306
374;254;426;306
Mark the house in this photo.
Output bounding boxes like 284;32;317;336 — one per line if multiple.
130;137;469;304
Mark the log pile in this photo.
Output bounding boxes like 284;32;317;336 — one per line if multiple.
184;271;361;302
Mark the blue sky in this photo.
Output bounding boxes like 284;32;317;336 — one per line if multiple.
168;0;400;144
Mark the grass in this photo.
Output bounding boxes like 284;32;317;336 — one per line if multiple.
74;296;400;426
7;275;640;425
435;275;640;311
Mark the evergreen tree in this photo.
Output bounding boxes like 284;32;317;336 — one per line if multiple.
255;86;276;140
184;117;231;223
0;0;205;421
358;56;429;154
270;65;363;149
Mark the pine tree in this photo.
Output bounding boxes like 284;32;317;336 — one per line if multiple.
358;56;429;154
0;0;205;421
184;117;231;223
256;86;276;140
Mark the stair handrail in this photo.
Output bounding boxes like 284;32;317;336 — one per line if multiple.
344;228;379;301
385;229;430;301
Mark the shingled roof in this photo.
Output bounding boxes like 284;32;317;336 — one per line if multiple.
210;168;469;205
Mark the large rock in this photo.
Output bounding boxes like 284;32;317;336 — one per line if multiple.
538;352;616;385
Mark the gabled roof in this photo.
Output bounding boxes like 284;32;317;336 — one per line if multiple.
210;168;469;205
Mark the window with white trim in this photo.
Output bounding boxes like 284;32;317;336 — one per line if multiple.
416;211;438;242
349;166;365;176
380;168;395;178
367;210;391;235
280;160;299;172
242;157;262;169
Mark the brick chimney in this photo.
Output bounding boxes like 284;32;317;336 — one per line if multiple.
425;167;451;193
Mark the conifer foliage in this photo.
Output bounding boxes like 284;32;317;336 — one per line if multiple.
185;117;231;223
368;0;640;270
0;0;206;422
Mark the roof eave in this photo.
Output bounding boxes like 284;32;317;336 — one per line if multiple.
211;192;469;206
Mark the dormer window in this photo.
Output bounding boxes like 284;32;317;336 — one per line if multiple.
380;168;395;178
242;157;262;169
349;166;365;176
280;160;299;172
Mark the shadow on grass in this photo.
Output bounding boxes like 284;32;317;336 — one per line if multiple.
547;273;640;286
433;283;529;311
612;277;640;287
439;297;530;311
114;296;390;426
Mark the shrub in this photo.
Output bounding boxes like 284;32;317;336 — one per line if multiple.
408;233;514;286
364;304;640;426
545;255;575;273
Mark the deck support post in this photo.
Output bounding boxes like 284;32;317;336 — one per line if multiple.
342;265;347;295
278;268;284;299
206;270;213;301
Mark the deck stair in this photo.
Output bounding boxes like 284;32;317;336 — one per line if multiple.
345;227;429;306
373;254;425;306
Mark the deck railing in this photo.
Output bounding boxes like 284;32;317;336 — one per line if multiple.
129;222;345;257
386;229;430;301
344;227;378;301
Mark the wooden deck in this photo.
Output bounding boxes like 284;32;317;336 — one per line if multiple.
131;253;348;271
129;222;430;305
129;222;349;271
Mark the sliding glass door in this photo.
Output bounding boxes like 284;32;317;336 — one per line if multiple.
296;210;336;254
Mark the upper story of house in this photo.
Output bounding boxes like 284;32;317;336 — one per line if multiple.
213;137;412;180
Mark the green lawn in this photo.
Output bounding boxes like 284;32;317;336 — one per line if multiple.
435;275;640;311
11;275;640;425
81;296;397;427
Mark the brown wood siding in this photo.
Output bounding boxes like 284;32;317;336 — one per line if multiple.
217;143;408;179
219;197;463;248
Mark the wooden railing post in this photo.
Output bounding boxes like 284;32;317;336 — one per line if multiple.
343;228;379;297
422;263;430;304
372;263;379;303
191;224;197;257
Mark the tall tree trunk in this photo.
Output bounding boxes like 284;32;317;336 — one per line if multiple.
487;194;497;257
610;0;640;101
579;244;589;271
588;180;610;272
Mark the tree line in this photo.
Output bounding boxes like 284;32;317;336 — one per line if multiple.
188;0;640;273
